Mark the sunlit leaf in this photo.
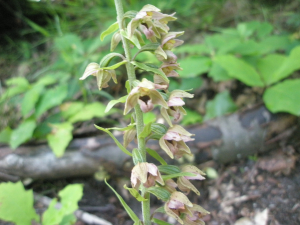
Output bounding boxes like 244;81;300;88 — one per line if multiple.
263;79;300;115
47;122;73;157
10;120;37;149
0;182;39;225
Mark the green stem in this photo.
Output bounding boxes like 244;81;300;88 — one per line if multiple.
114;0;150;224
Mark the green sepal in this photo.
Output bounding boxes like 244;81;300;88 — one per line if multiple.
105;179;140;223
146;148;167;166
105;95;128;113
94;125;132;156
131;61;169;83
100;21;119;41
139;121;153;138
100;60;127;70
147;187;171;201
120;30;141;49
132;148;145;164
99;53;125;68
152;218;173;225
124;184;147;202
162;172;196;180
151;123;168;136
158;165;181;174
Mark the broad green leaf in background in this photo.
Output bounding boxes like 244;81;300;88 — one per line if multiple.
179;56;211;78
257;54;287;85
100;21;119;41
21;84;44;116
105;95;128;113
263;79;300;116
35;84;68;117
0;127;12;144
47;122;73;157
215;55;264;87
208;61;232;81
10;120;37;149
105;179;140;223
0;182;39;225
68;102;108;123
204;91;237;121
181;108;203;125
43;184;83;225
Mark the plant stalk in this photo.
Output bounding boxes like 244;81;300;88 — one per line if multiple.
114;0;150;224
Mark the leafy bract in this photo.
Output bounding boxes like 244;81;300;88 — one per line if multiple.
0;181;39;225
263;79;300;115
100;21;119;41
35;84;68;117
105;179;140;223
105;95;128;113
43;184;83;225
204;91;237;121
10;120;37;149
215;55;264;87
94;125;132;156
47;122;73;157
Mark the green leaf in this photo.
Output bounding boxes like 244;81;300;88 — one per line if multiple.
161;172;196;180
147;187;170;201
179;56;211;78
105;179;140;223
158;165;181;174
99;53;125;68
181;108;203;125
132;148;144;164
131;61;169;83
105;95;127;113
43;184;83;225
35;84;68;117
101;60;127;70
263;79;300;115
124;184;147;202
100;22;119;41
0;127;12;144
146;148;167;165
0;181;39;225
68;102;108;123
139;122;153;138
204;91;237;121
21;84;44;116
257;54;287;85
10;120;37;149
94;125;132;156
152;218;173;225
47;123;73;157
215;55;264;87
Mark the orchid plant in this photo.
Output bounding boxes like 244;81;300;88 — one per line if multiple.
80;1;209;224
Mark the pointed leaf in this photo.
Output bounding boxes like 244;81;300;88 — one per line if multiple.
105;95;128;113
99;53;125;68
10;120;37;149
47;123;73;157
263;79;300;115
124;184;147;202
147;187;170;201
105;179;139;223
100;21;119;41
94;125;132;156
131;61;169;83
146;148;167;165
215;55;264;87
0;181;39;225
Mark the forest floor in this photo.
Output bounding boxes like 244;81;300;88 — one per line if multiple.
5;143;296;225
